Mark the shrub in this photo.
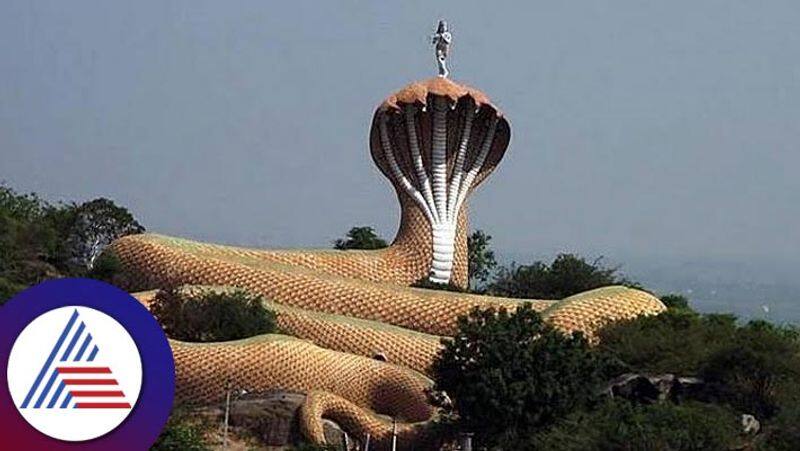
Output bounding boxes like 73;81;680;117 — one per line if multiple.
411;277;468;293
488;254;635;300
150;408;209;451
432;304;613;447
531;400;740;451
151;289;277;342
86;252;122;284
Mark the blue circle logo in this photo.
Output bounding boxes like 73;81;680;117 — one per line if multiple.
1;278;175;450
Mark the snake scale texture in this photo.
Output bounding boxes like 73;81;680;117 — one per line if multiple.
107;78;665;449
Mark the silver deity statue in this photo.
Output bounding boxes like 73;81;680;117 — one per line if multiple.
431;20;452;78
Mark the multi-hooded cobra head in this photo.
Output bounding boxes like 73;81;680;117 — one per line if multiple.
370;77;510;285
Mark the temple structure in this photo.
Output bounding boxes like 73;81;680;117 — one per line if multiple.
108;21;665;448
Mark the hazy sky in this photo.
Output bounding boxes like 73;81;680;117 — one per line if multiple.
1;1;798;265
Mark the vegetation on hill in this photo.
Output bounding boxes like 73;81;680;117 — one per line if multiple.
0;184;143;304
432;290;800;449
530;400;741;451
598;306;800;419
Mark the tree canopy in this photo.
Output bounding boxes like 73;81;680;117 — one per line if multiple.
67;198;144;269
432;304;614;447
333;226;388;250
488;253;634;299
467;230;497;291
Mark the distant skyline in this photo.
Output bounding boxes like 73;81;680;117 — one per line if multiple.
1;1;798;267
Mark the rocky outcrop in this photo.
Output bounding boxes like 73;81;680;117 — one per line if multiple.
196;391;358;449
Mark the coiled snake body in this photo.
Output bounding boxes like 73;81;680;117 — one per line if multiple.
108;78;665;448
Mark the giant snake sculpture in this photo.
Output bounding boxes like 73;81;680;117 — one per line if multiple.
106;23;665;448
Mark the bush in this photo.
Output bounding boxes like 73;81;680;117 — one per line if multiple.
411;277;469;293
531;400;740;451
488;254;635;300
151;289;277;342
432;304;614;447
150;408;209;451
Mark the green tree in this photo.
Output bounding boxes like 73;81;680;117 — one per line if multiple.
488;253;633;299
432;304;613;447
151;289;277;342
66;198;144;270
0;184;49;221
333;226;387;250
661;293;691;311
467;229;497;291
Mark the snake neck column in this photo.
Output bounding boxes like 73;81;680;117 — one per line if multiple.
370;77;510;287
390;192;469;289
